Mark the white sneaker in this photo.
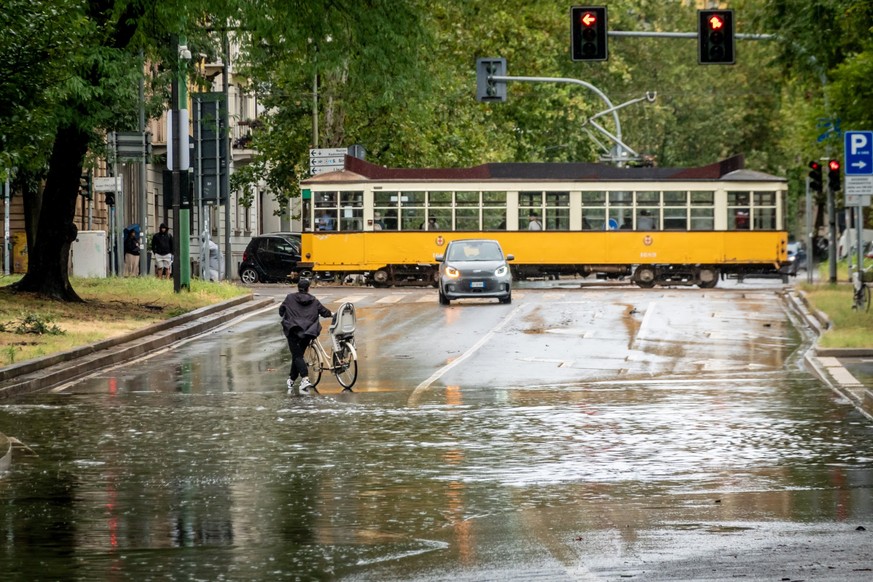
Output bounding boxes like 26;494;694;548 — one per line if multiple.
299;378;312;395
286;378;294;394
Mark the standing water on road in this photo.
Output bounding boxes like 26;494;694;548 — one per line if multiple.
2;289;873;579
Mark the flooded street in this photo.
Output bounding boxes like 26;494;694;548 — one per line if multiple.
2;285;873;580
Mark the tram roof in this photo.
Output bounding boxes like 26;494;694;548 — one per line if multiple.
302;154;786;184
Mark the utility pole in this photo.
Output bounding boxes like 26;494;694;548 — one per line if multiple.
169;36;192;292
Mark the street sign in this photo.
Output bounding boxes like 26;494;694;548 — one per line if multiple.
112;131;151;160
93;177;123;192
309;147;348;175
844;131;873;175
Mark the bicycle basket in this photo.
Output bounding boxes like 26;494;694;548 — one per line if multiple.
330;302;356;339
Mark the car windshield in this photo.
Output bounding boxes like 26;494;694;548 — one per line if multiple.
447;242;503;261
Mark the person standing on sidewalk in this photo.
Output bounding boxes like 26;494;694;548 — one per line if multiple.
123;229;140;276
150;223;173;280
279;278;332;395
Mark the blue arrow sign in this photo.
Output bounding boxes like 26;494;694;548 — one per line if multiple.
844;131;873;175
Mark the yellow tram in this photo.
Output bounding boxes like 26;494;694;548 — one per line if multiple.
298;155;789;288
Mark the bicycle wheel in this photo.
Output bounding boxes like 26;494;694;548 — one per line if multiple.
333;341;358;389
864;284;871;313
304;342;323;386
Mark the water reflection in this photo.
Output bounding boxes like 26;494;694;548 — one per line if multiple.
1;312;872;579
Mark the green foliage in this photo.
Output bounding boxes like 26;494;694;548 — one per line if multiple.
0;314;65;336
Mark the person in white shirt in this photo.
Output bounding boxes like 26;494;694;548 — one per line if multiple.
528;213;543;230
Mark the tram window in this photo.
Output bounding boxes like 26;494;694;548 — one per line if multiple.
754;191;775;206
546;191;570;206
754;208;776;230
664;191;688;206
341;192;363;207
316;209;337;231
484;209;506;230
339;192;363;231
456;192;480;207
402;191;426;206
581;208;605;229
303;199;313;231
401;208;424;230
690;208;714;230
429;209;452;229
636;208;659;230
456;208;479;230
375;191;398;205
663;207;687;230
547;208;571;230
519;191;542;207
483;191;507;205
581;191;606;204
609;191;632;205
608;208;632;230
636;191;659;205
728;192;750;230
691;192;714;205
429;191;452;206
315;191;337;207
483;192;507;230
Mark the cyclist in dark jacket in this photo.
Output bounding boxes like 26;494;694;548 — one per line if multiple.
279;278;331;395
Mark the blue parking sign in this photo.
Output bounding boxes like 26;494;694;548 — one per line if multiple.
844;131;873;175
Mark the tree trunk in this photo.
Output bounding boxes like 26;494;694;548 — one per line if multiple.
12;123;88;302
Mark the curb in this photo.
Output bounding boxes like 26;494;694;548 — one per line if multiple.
785;289;873;420
0;294;276;399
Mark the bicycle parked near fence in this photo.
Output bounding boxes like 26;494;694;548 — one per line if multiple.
304;302;358;390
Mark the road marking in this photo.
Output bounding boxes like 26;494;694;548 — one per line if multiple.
333;295;368;304
408;304;525;406
416;294;436;302
375;295;405;304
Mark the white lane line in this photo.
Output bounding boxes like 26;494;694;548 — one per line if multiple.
375;295;405;304
408;304;525;405
332;295;368;304
635;301;657;341
416;294;437;302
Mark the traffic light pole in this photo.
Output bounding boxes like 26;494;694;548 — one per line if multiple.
828;184;837;283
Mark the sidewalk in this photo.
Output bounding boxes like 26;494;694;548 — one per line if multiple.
0;294;276;399
786;289;873;420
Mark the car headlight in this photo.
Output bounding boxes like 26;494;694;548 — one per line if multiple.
445;266;460;278
495;265;508;277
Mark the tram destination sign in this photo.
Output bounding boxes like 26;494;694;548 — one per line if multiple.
844;130;873;204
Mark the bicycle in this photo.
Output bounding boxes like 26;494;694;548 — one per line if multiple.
303;302;358;390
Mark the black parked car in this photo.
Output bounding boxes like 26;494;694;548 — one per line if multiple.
238;233;301;284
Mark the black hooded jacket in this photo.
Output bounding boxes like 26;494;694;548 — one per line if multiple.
279;292;332;340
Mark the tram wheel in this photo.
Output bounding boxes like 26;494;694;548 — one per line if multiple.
698;268;720;289
372;269;391;288
634;266;656;289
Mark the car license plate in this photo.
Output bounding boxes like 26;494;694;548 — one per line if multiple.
470;281;485;288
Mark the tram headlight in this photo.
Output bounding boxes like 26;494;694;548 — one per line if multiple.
494;265;508;277
445;266;460;278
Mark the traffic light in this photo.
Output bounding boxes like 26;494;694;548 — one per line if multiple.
698;9;735;64
105;192;115;207
475;57;507;103
808;161;822;193
79;172;92;200
571;6;607;61
828;159;841;191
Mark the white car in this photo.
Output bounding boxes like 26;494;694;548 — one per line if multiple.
436;239;514;305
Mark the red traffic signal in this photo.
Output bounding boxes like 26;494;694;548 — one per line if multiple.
571;6;608;62
828;160;841;191
707;14;725;31
808;160;823;193
698;9;735;64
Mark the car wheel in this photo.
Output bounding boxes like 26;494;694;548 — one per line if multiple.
240;268;259;284
499;292;512;304
439;288;450;306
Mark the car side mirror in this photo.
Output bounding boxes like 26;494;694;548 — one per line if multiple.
435;254;445;262
506;254;514;261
